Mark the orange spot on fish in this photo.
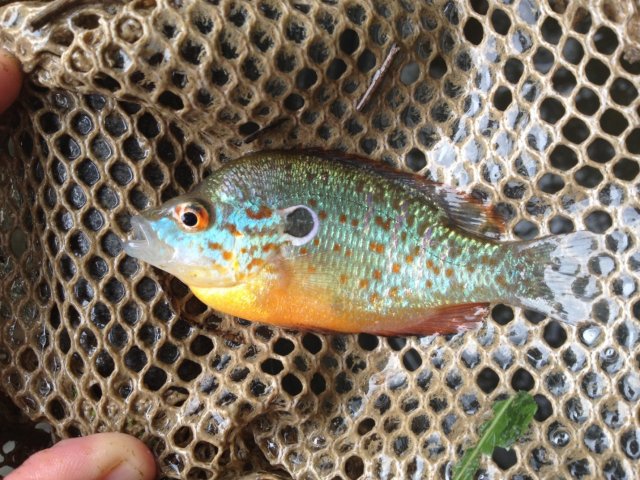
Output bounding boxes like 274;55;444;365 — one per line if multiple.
339;274;348;284
313;238;320;246
375;215;391;231
308;265;317;273
339;214;347;223
225;223;243;237
345;249;352;257
373;270;381;280
400;231;407;241
222;251;233;261
369;293;379;303
333;243;341;252
351;219;359;227
309;199;317;207
247;258;265;270
262;243;277;253
246;205;273;220
445;268;453;278
208;242;222;250
480;255;488;265
406;255;414;264
359;279;369;289
433;266;440;275
426;259;434;270
299;247;308;255
392;263;401;274
426;280;433;288
389;287;398;298
467;264;475;273
369;242;385;254
318;211;327;220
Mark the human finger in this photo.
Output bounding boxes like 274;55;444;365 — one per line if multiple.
0;49;22;113
6;432;156;480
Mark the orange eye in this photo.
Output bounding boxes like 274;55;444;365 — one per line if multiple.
174;203;210;231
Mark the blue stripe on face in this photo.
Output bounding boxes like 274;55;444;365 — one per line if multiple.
154;216;233;265
149;201;286;286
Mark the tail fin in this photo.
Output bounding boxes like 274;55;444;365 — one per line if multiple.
510;231;602;324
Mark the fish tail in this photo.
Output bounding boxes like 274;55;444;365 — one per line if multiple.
508;231;602;324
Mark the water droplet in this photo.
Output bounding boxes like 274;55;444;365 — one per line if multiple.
579;324;602;347
598;347;623;374
548;421;571;447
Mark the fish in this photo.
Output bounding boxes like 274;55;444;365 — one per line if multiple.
123;151;603;336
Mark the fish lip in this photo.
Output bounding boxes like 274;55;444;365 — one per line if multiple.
123;215;158;258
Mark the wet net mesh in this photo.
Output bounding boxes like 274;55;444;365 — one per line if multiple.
0;0;639;478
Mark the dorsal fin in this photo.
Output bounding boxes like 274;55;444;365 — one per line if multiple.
424;184;505;240
273;149;506;240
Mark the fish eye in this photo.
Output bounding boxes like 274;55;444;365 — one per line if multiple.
181;211;198;227
174;203;210;231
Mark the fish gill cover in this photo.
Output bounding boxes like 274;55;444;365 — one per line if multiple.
0;0;639;479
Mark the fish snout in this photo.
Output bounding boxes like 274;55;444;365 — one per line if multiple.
123;215;160;260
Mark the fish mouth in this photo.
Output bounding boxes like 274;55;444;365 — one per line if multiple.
123;215;174;266
124;215;153;252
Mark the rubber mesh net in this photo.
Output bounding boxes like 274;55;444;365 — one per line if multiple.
0;0;639;478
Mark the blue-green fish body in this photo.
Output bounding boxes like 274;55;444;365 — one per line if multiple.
124;151;602;335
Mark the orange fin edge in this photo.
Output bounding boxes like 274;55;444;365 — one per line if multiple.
365;302;491;336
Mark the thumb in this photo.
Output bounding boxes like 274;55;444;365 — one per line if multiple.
5;432;156;480
0;49;22;113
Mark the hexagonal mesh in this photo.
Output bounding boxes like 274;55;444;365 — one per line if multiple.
0;0;639;478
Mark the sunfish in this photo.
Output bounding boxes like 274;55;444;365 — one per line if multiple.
123;151;602;335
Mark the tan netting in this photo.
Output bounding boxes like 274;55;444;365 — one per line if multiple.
1;0;639;478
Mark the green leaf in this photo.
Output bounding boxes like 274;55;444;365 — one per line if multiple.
452;392;537;480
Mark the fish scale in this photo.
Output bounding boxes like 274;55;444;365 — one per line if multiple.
239;154;509;323
323;203;494;313
125;151;603;335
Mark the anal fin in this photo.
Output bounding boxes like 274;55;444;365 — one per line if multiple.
367;302;490;336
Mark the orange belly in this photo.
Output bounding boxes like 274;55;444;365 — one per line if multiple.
189;263;488;335
190;271;362;333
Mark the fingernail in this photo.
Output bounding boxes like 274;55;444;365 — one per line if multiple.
104;462;144;480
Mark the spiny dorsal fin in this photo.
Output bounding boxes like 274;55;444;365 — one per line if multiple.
284;149;506;241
